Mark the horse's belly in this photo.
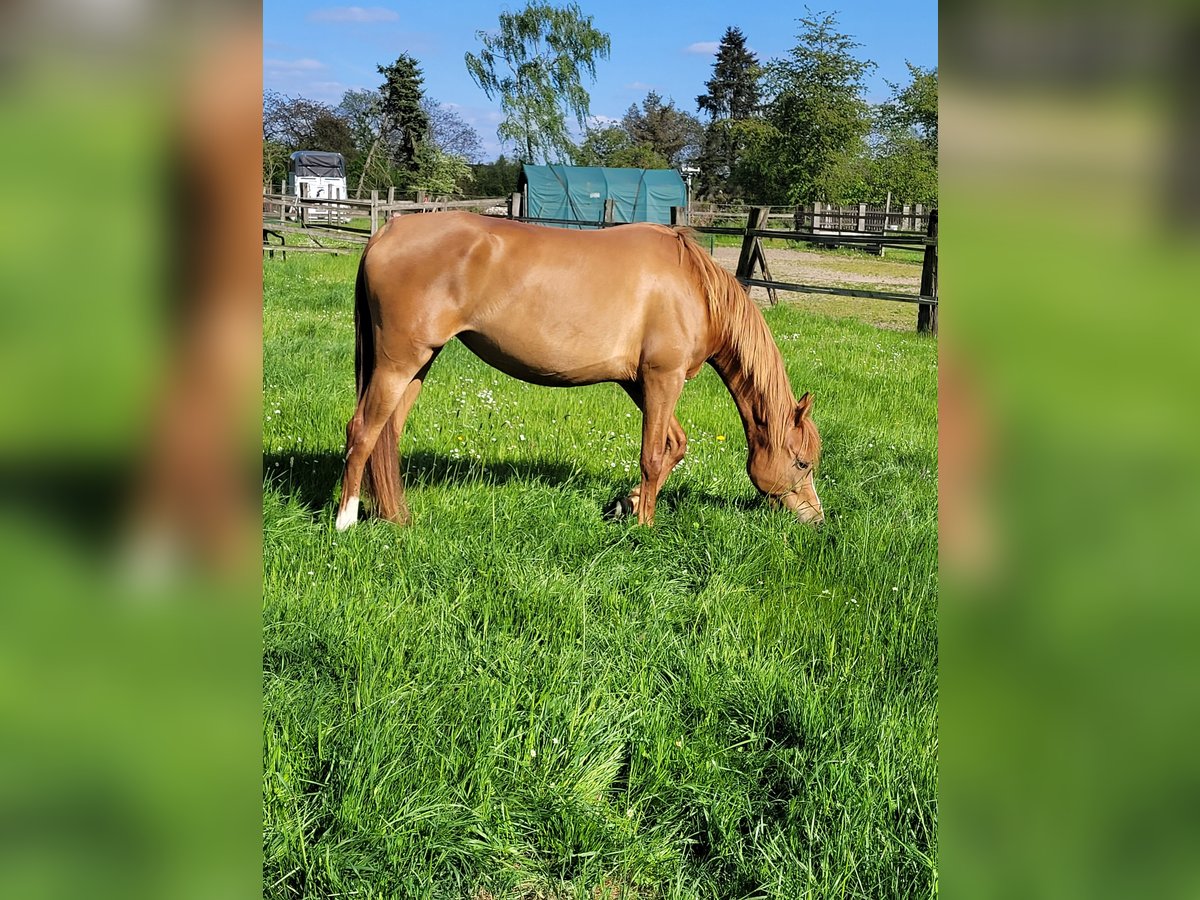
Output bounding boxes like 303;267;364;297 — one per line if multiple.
457;328;635;387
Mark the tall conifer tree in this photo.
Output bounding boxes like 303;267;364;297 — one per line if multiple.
695;27;760;197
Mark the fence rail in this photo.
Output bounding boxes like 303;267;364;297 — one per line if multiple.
691;200;933;236
262;189;507;247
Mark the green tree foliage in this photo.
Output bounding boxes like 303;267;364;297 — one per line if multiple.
377;54;430;179
742;11;875;204
865;64;937;204
412;145;474;198
621;91;703;167
337;89;482;196
470;154;524;197
263;139;291;190
575;124;668;168
465;2;611;164
695;27;761;197
879;62;937;151
337;89;390;196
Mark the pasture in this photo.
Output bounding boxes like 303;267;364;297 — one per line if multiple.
263;245;937;898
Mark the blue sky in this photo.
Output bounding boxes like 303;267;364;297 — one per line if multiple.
264;2;938;159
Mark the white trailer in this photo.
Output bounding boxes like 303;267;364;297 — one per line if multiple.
287;151;348;221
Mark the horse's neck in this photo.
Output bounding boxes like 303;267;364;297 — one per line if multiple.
708;296;796;450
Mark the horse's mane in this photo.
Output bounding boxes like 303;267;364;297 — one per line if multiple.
669;227;818;462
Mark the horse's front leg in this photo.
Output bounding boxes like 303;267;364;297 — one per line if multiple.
635;372;685;526
616;418;687;520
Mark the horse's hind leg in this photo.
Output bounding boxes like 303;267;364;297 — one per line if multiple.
384;349;440;517
335;350;435;530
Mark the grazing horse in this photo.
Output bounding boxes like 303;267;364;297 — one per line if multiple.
335;212;822;530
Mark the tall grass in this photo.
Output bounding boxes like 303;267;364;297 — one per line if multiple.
263;251;937;899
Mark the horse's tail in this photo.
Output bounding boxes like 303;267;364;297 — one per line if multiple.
352;249;403;521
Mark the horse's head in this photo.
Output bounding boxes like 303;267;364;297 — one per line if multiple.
748;392;824;525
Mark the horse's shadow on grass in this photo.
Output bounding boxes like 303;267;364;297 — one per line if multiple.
262;450;758;520
264;450;612;517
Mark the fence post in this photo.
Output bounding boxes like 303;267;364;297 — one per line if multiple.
736;207;776;302
509;191;522;218
857;202;867;233
603;198;615;224
370;189;379;233
670;206;687;226
736;208;765;280
917;208;938;335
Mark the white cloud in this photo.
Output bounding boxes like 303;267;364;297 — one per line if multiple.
624;81;655;91
685;41;719;55
264;58;327;72
308;6;400;24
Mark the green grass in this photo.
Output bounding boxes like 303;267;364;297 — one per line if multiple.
263;251;937;898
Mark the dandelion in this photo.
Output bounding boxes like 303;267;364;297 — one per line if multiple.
716;435;726;442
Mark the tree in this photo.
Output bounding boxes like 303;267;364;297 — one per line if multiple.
471;154;523;197
262;90;356;186
423;99;483;163
878;62;937;152
263;139;291;189
575;124;668;168
621;92;703;167
377;54;430;179
695;27;761;196
865;64;938;204
338;89;391;196
263;90;354;154
412;145;474;198
745;11;876;204
465;2;611;163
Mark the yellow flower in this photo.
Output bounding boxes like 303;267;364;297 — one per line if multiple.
716;435;726;442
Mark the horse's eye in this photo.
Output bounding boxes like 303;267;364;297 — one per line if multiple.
793;459;809;471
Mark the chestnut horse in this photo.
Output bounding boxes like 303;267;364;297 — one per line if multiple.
335;212;822;530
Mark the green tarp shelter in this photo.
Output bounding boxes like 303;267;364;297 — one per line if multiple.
517;164;687;226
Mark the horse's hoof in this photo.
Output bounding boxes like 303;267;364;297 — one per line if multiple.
602;496;635;521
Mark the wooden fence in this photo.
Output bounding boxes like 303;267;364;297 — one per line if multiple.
712;206;938;334
262;188;506;254
690;200;933;236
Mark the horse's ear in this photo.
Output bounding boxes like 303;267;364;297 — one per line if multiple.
795;392;814;425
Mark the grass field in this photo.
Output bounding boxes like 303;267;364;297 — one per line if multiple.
263;249;937;898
